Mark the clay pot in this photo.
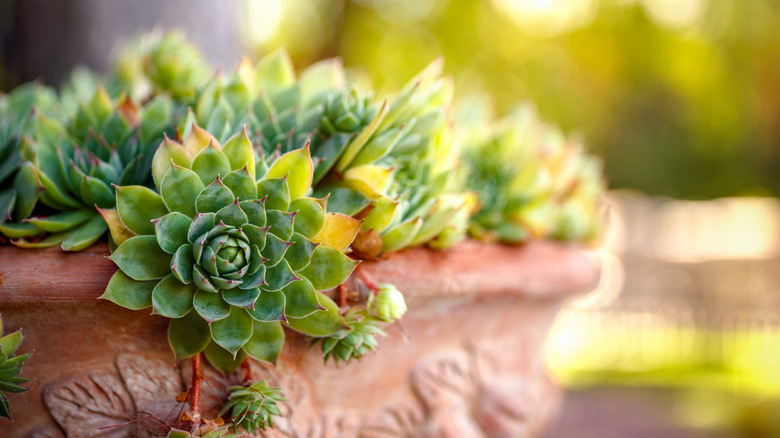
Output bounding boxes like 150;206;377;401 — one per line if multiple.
0;241;598;438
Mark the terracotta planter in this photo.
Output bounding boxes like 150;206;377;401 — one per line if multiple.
0;241;598;438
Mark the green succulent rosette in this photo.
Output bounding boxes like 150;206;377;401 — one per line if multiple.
100;126;358;374
464;104;605;244
220;381;284;433
113;30;212;103
0;83;59;226
0;85;178;250
313;307;384;364
0;314;31;420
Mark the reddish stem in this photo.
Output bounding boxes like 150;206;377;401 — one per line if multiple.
337;283;348;307
190;353;202;424
356;266;379;293
241;357;253;383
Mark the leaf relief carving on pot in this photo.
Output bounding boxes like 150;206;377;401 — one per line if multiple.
42;370;135;438
37;341;558;438
116;353;185;437
362;340;559;438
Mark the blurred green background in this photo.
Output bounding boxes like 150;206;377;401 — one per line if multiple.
251;0;780;200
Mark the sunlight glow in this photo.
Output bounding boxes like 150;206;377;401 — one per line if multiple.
642;0;707;30
491;0;596;37
241;0;283;46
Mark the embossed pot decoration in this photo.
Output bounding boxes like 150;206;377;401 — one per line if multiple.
0;240;597;438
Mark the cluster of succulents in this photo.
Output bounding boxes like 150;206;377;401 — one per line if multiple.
0;83;58;227
188;51;474;256
462;104;605;244
0;30;605;431
0;86;179;250
0;314;31;420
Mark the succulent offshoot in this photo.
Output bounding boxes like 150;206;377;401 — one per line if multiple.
314;307;386;364
0;314;31;421
220;380;284;433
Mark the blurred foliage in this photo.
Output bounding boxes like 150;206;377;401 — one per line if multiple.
253;0;780;200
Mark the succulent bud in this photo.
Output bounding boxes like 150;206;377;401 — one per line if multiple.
369;283;407;322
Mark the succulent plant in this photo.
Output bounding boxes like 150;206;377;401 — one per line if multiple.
0;83;59;225
463;104;605;244
0;314;31;420
190;49;472;254
367;283;407;322
113;31;213;103
220;380;284;433
0;85;179;250
314;307;385;364
100;126;359;374
326;62;473;256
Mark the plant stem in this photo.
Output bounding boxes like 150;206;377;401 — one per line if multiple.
190;353;202;424
356;265;379;292
338;283;348;307
241;357;253;382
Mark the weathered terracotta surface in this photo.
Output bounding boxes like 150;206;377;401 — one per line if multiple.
0;241;598;438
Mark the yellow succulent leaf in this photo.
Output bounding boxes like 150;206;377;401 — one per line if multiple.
311;213;361;252
265;142;313;200
335;99;388;172
183;123;220;155
97;207;136;247
342;165;394;199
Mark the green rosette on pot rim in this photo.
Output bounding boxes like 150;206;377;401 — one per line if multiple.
0;85;177;251
100;125;359;373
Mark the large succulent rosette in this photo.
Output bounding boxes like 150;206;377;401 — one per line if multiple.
100;126;359;373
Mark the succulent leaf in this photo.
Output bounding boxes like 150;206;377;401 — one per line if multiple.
192;142;232;186
285;292;346;337
245;290;286;322
116;186;169;235
152;275;196;318
161;165;204;217
264;144;313;200
243;321;285;364
256;177;290;211
0;317;30;420
210;308;254;356
310;213;360;252
99;270;156;310
154;212;192;253
196;177;236;213
222;130;256;181
300;246;358;290
61;214;108;251
204;341;246;375
110;235;173;280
